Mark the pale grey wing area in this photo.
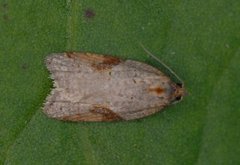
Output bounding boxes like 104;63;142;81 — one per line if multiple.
124;60;166;76
43;100;121;121
45;53;95;73
44;53;123;121
106;60;174;120
44;54;175;121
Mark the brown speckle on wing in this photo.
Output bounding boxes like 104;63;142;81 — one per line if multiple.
55;104;122;122
44;52;185;122
148;86;165;95
90;105;122;121
65;52;121;71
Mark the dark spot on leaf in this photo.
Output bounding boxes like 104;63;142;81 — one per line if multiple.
2;3;8;9
3;14;9;21
21;63;29;70
1;3;9;22
84;8;95;19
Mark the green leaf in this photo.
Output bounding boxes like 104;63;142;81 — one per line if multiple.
1;0;240;164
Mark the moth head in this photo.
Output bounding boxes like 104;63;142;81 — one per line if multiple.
171;83;186;103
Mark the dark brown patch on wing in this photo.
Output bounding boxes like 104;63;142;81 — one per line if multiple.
65;52;122;71
90;105;122;121
59;112;120;122
91;56;121;70
148;86;165;95
60;114;84;121
66;52;75;58
57;104;122;122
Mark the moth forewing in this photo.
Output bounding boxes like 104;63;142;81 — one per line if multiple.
43;52;185;121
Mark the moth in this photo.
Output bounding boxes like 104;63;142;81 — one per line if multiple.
43;47;185;121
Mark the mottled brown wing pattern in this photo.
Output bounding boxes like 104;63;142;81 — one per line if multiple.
43;52;185;121
44;101;122;121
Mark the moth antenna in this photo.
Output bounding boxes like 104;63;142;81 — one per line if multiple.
139;43;184;85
